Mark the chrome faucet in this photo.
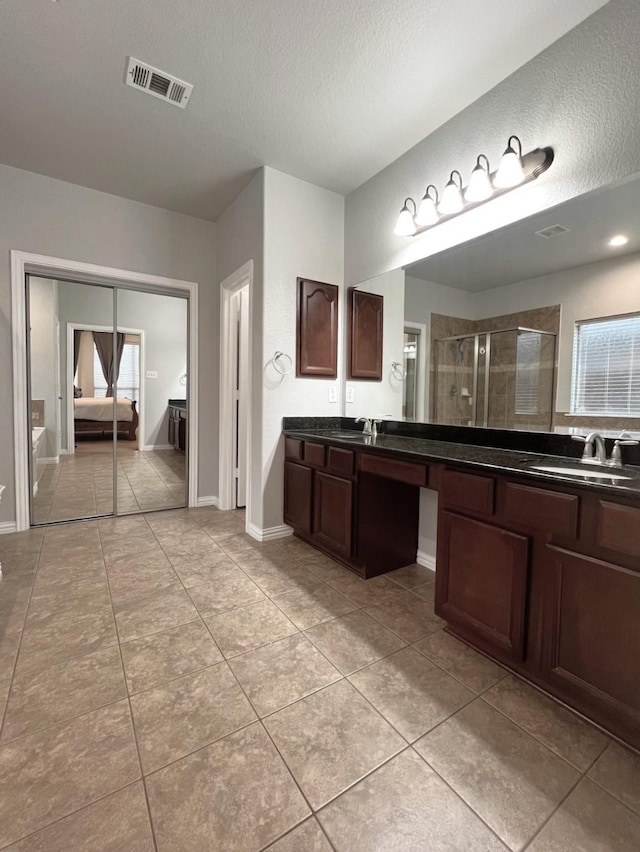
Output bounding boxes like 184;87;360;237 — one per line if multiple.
572;431;607;464
356;417;383;439
608;431;639;467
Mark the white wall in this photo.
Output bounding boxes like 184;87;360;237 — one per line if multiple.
56;282;188;450
345;0;640;286
262;167;345;531
346;269;405;420
0;163;217;525
28;278;59;458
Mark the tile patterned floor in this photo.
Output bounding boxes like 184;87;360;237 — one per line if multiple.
0;508;639;850
33;442;186;522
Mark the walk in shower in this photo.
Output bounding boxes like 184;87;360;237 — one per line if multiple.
434;327;557;430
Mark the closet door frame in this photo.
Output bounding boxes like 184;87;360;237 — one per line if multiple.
11;250;199;532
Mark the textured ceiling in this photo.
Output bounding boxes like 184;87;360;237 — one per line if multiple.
0;0;608;220
406;174;640;291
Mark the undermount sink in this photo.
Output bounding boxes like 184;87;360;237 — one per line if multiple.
329;431;363;440
528;464;633;481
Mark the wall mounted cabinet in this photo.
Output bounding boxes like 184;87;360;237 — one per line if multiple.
296;278;338;378
347;288;383;380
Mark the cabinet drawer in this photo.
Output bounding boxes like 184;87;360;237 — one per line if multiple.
441;470;494;515
597;501;640;558
327;446;354;477
284;437;303;460
359;453;427;486
303;442;325;467
503;482;578;538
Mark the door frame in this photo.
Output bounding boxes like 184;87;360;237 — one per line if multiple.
11;250;199;531
404;319;428;421
65;323;146;455
219;261;253;515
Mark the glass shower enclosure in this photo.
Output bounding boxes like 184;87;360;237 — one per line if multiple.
434;327;557;430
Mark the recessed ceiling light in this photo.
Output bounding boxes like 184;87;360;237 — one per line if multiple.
608;234;629;247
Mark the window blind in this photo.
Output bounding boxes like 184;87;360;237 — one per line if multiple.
515;332;541;415
93;341;140;400
571;314;640;415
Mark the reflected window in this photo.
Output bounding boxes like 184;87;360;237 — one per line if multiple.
93;336;140;399
515;331;541;415
571;313;640;415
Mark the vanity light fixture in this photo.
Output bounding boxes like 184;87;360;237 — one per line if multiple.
394;135;553;237
608;234;629;247
439;171;464;215
416;185;439;227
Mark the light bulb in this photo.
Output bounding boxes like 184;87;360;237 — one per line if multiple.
608;234;629;247
438;171;464;215
494;136;525;188
465;156;493;202
416;186;439;226
394;200;416;236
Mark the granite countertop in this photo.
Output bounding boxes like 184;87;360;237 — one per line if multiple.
283;425;640;497
168;399;187;410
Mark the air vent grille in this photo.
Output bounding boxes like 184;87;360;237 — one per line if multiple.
125;57;193;109
535;224;570;239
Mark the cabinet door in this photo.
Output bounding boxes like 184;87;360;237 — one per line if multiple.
283;461;313;534
347;288;383;380
543;546;640;735
296;278;338;378
313;471;353;556
436;511;529;661
168;411;176;447
178;415;186;452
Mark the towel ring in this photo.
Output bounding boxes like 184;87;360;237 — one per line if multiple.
391;361;404;382
272;351;293;376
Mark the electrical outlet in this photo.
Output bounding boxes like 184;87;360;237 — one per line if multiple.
346;387;354;403
146;370;158;379
328;386;338;403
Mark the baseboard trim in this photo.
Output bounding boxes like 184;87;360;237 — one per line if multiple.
40;456;59;465
196;496;219;508
0;521;18;535
416;549;436;572
142;444;174;452
247;522;293;542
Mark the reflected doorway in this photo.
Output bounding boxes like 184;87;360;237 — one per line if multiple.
27;275;189;525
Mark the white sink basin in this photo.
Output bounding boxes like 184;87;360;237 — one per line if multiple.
530;464;633;481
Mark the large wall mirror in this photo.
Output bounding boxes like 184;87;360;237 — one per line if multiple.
343;172;640;436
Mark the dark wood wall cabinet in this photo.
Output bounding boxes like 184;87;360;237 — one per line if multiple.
283;433;640;750
168;404;186;452
347;288;383;380
296;278;339;378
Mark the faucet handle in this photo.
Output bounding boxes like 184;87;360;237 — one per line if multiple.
571;434;594;460
609;436;639;466
371;419;383;438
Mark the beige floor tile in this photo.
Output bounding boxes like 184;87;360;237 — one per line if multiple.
385;562;436;589
229;633;341;716
365;589;444;643
170;552;239;587
413;629;506;693
588;741;640;815
102;533;159;561
326;573;404;607
205;599;298;657
121;619;223;693
298;551;352;583
108;566;181;606
98;516;151;541
484;675;609;771
273;582;357;630
527;778;640;852
1;646;126;742
4;781;155;851
17;608;118;674
146;722;310;851
265;679;405;809
0;679;9;722
0;589;31;634
318;748;506;851
114;587;199;642
241;559;322;597
0;700;140;848
131;662;256;773
187;570;266;616
26;574;112;622
267;817;333;851
160;538;223;564
415;699;579;851
350;646;473;742
105;546;172;574
304;609;406;675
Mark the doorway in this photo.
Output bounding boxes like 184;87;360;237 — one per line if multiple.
26;274;190;525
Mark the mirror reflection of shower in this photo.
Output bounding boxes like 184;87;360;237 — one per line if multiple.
434;327;556;429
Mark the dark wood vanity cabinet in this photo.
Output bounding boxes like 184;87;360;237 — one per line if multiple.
283;461;313;534
168;404;186;452
313;471;353;556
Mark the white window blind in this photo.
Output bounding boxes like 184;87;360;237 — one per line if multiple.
571;314;640;415
93;340;140;400
515;332;541;415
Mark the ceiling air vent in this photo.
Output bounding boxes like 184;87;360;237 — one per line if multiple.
535;224;570;239
125;57;193;109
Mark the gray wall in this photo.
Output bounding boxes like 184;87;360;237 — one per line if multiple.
345;0;640;286
0;163;217;525
28;278;59;459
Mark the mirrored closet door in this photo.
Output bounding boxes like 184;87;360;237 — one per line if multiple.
27;275;189;525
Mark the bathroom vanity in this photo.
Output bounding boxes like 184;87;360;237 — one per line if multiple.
282;418;640;751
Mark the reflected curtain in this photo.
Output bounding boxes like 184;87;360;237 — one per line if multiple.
93;332;125;397
73;329;82;375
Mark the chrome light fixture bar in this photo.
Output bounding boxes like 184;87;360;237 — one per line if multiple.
394;136;554;237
